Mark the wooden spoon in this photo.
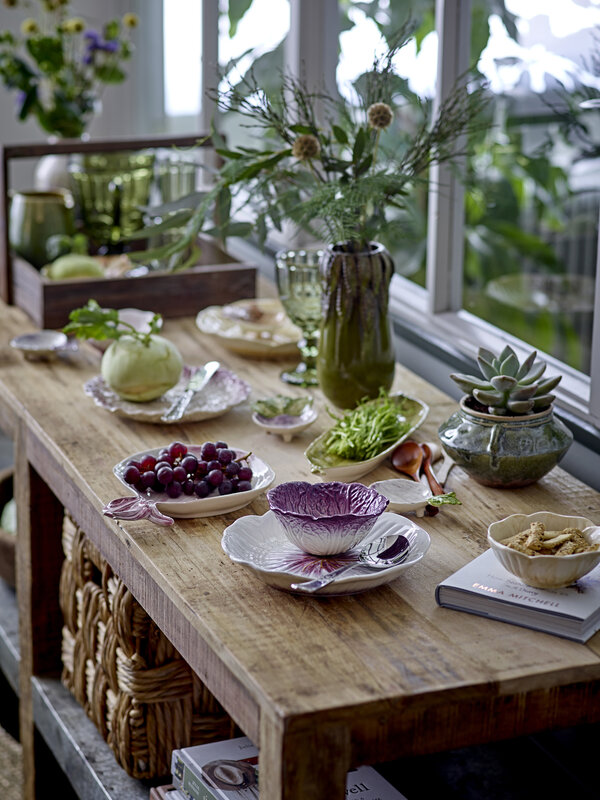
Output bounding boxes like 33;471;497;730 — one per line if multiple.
421;443;445;496
391;440;424;482
420;443;442;517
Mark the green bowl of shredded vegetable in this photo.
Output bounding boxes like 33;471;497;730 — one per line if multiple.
305;392;429;482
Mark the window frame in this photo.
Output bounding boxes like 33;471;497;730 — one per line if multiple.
194;0;600;431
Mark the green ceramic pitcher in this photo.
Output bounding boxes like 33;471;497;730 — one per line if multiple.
9;189;75;270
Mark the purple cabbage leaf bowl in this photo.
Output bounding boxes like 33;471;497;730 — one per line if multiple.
266;480;389;556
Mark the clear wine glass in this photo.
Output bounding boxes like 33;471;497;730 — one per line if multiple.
275;248;324;386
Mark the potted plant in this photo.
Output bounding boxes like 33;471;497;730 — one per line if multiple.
135;24;487;408
438;344;573;488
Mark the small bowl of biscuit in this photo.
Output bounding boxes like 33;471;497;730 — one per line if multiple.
488;511;600;588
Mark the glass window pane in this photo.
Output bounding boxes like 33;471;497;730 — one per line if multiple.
337;4;437;286
463;0;599;375
163;0;202;117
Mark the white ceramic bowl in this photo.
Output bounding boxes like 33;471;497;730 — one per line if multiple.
10;330;74;360
369;478;431;517
487;511;600;589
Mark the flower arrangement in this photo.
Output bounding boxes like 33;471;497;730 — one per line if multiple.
0;0;138;139
134;24;487;267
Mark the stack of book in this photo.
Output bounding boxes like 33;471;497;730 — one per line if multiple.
149;736;408;800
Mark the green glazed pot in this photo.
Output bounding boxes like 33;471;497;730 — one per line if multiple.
316;241;395;409
438;396;573;488
9;189;75;270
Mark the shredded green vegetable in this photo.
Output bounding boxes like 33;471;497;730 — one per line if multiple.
323;390;411;461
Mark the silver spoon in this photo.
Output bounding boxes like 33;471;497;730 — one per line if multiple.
290;525;418;594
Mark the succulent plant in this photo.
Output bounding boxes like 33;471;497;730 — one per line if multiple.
449;345;561;416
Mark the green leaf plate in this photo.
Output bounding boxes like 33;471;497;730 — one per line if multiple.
304;394;429;482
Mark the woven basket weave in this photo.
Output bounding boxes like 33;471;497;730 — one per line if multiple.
59;514;235;780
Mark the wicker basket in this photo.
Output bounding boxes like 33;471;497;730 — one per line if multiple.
59;514;235;780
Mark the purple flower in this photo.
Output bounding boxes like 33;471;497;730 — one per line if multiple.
99;40;119;53
84;30;100;44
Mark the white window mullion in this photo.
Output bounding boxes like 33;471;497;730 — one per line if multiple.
200;0;219;134
285;0;338;100
426;0;471;313
588;220;600;427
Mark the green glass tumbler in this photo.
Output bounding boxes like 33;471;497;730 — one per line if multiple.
68;151;155;249
275;248;324;386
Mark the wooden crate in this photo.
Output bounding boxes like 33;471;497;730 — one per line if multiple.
11;237;256;329
1;137;257;328
59;514;235;780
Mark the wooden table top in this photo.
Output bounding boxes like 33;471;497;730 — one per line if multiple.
2;297;600;800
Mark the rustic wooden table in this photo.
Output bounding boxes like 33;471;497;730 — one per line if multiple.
2;298;600;800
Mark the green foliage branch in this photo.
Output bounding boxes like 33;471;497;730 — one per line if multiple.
133;22;489;264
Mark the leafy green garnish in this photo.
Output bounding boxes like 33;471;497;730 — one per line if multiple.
322;390;412;461
63;299;162;345
428;492;461;507
251;395;312;419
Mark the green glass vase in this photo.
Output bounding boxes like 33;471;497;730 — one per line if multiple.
317;241;395;409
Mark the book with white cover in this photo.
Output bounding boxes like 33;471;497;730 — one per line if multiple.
172;736;407;800
436;548;600;642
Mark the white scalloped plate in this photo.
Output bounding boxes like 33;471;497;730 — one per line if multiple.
222;511;430;595
84;365;250;423
195;298;301;358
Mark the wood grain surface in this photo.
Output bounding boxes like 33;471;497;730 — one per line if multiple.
1;296;600;800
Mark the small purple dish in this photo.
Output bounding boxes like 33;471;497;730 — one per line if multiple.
266;481;389;556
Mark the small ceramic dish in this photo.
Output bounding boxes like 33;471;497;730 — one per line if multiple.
487;511;600;589
222;511;431;595
369;478;431;517
304;394;428;482
267;481;389;555
10;330;77;361
104;444;275;524
251;402;317;443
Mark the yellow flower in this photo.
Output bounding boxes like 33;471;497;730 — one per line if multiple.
20;18;38;35
367;102;393;130
292;134;321;161
64;18;85;33
122;12;139;28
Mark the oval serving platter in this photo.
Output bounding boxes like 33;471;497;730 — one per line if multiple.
304;393;429;482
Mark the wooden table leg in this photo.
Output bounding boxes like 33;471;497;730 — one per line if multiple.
259;711;350;800
16;423;65;800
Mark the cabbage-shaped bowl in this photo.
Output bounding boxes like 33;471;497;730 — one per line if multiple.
266;481;389;556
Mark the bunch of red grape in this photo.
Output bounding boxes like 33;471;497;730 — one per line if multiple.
122;441;254;499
